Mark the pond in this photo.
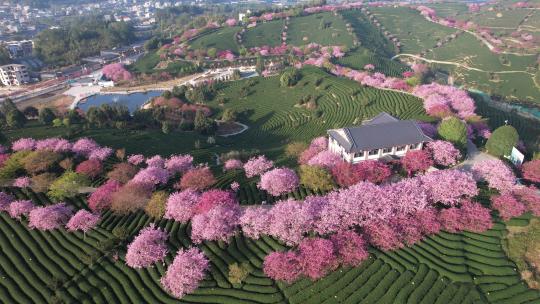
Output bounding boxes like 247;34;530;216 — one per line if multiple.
77;91;163;113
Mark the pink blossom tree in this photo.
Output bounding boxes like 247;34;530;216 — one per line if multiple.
102;63;133;82
164;189;200;223
413;208;441;235
354;161;392;184
240;207;271;239
146;155;165;168
72;138;100;157
296;238;338;280
420;170;478;206
66;210;101;233
401;150;434;176
491;193;526;221
522;160;540;183
244;155;274;178
258;168;299;196
363;220;403;251
0;192;14;211
125;224;168;268
263;251;302;283
76;159;104;178
472;159;515;192
178;167;216;191
267;199;315;245
12;138;36;151
13;176;31;188
190;204;240;243
165;155;193;174
127;154;145;165
131;166;170;187
89;147;113;161
330;230;369;267
88;180;121;211
307;150;342;169
161;248;209;299
426;140;461;167
513;186;540;216
28;203;73;231
224;159;243;171
195;189;237;214
8;200;34;219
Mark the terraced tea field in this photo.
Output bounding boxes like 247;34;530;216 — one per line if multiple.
189;26;242;53
286;12;354;48
243;20;285;48
367;6;455;54
2;186;540;304
5;67;429;165
337;48;409;77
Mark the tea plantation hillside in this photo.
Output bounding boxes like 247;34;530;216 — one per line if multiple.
5;68;430;164
1;186;540;304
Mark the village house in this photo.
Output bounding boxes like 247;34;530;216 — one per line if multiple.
328;112;432;163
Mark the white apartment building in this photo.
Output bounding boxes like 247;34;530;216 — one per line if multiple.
0;64;29;86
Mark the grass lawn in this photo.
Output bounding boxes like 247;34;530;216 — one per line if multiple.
286;12;354;48
189;26;242;53
504;217;540;289
130;51;161;74
243;20;284;48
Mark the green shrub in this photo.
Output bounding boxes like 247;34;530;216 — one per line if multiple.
485;125;519;157
299;165;334;191
228;262;251;284
437;117;467;148
0;150;31;180
144;191;168;218
48;171;90;201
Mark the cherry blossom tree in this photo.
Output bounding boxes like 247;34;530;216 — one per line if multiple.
28;203;73;231
161;248;209;299
146;155;165;168
354;161;392;184
491;193;526;221
178;166;216;191
72;138;100;157
401;150;434;176
512;186;540;216
471;159;515;192
76;159;104;178
426;140;461;167
8;200;34;219
195;189;237;214
224;159;243;171
413;208;441;235
330;230;369;267
263;251;302;283
296;238;338;280
363;220;403;251
0;192;14;211
131;166;170;187
244;156;274;178
89;147;113;161
13;176;31;188
127;154;145;166
164;189;200;223
102;63;133;82
12;138;36;151
307;150;342;169
522;160;540;183
164;155;193;175
125;224;168;268
459;200;493;232
420;170;478;206
240;207;271;239
88;180;121;211
190;204;240;243
267;199;316;245
258;168;299;196
66;210;101;233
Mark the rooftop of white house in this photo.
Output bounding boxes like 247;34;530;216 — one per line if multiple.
327;112;433;153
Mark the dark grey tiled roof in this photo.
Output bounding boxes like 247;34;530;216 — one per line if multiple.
328;112;432;153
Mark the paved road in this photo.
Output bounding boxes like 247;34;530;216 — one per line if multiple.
458;140;496;172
